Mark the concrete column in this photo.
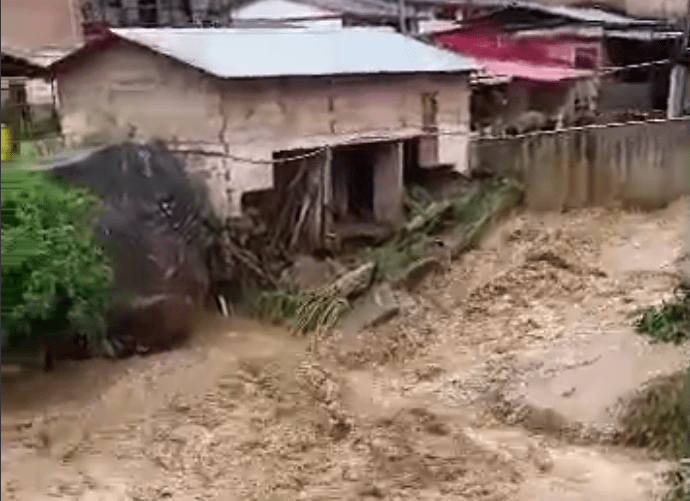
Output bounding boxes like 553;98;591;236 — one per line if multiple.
667;65;687;118
438;127;469;173
373;141;404;225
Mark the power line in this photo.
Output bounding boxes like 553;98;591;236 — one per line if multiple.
169;114;690;164
169;126;472;164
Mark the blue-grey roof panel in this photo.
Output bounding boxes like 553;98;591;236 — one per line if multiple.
111;27;478;78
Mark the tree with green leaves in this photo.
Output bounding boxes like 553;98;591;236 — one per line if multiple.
1;166;114;360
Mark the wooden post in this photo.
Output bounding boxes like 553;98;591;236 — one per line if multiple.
322;147;334;250
155;0;164;25
398;0;406;34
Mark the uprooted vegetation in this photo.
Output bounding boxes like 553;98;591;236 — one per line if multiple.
246;176;524;334
366;176;523;282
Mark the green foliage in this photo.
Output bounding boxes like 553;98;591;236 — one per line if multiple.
1;167;114;353
248;287;349;335
634;284;690;345
629;285;689;499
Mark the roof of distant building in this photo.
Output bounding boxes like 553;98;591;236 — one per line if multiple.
229;18;304;28
1;49;50;78
227;0;419;19
408;0;660;26
53;27;478;79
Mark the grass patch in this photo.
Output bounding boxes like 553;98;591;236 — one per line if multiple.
621;283;690;501
634;283;690;345
617;371;688;460
247;287;350;334
630;284;689;500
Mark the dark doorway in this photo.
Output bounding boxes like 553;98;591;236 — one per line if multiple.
345;148;374;220
332;144;377;224
138;0;158;26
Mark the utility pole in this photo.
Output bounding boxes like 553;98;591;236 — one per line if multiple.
667;0;690;117
684;10;690;487
67;0;81;44
398;0;406;34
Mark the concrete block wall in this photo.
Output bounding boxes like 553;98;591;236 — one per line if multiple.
470;118;690;210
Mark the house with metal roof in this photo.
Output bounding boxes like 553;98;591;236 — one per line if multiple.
227;0;430;31
82;0;431;33
465;0;689;21
414;0;684;131
1;50;62;149
50;27;477;250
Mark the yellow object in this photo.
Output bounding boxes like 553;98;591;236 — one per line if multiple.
1;124;12;161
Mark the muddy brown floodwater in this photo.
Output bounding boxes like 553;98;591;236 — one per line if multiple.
2;199;688;501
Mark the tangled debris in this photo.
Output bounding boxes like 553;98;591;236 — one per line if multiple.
247;176;524;335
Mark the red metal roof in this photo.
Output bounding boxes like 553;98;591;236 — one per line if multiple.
476;58;594;82
434;30;564;67
432;29;595;82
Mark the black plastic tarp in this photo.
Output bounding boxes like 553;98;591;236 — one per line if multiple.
46;141;214;353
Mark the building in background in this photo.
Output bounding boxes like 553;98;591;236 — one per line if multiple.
418;0;684;129
1;0;82;137
1;50;55;151
512;0;687;20
408;0;688;21
79;0;429;31
227;0;427;31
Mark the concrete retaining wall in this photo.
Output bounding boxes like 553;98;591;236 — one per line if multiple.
470;118;690;210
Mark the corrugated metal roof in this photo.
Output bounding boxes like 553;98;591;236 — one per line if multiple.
110;27;478;78
476;57;594;82
228;0;415;19
1;50;50;77
606;29;683;40
229;18;304;28
408;0;659;26
298;0;401;17
1;45;78;66
529;4;657;25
